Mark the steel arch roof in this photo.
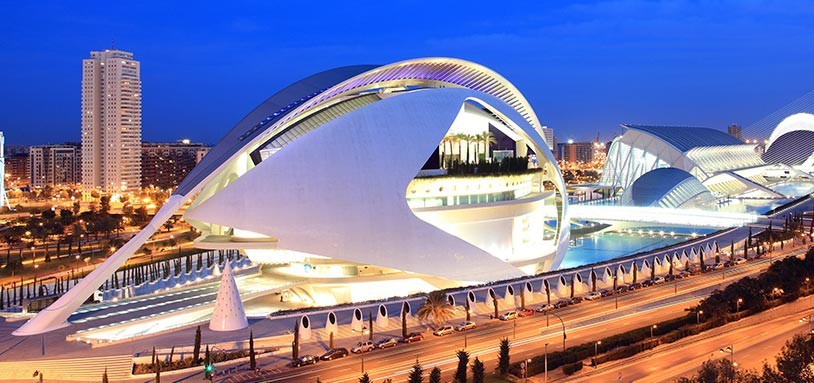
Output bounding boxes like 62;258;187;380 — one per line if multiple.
627;168;696;206
623;124;744;153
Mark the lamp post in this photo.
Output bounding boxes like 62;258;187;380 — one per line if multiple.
697;310;704;325
546;312;567;350
736;298;743;314
720;345;735;366
544;342;549;383
799;314;813;333
594;340;602;368
650;324;657;339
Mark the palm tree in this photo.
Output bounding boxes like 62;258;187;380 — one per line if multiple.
480;131;497;162
417;290;455;330
450;134;462;166
454;133;467;165
440;137;450;168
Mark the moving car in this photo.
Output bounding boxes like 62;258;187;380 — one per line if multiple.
320;348;349;361
584;291;601;301
293;354;319;367
455;321;476;331
517;308;535;317
351;341;374;354
433;326;454;336
376;337;398;349
401;332;424;343
499;311;519;321
536;304;554;312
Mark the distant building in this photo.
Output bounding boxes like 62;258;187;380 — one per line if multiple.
5;150;29;188
141;141;210;189
556;141;594;163
29;143;82;188
541;126;554;151
81;48;142;192
728;124;743;141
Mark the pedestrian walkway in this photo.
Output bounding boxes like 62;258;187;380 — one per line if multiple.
0;353;132;381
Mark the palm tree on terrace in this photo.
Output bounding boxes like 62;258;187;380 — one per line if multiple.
454;133;468;165
449;134;462;166
440;136;451;168
480;131;497;162
417;290;456;330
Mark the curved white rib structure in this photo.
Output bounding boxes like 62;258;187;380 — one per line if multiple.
15;58;568;336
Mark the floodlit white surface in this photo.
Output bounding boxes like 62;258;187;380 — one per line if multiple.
570;205;758;228
186;89;567;282
209;262;248;331
765;113;814;151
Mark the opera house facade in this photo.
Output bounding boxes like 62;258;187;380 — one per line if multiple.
16;58;569;335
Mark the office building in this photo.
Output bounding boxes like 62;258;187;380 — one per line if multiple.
81;48;142;192
556;141;594;163
727;124;743;141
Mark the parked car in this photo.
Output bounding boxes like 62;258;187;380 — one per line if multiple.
554;299;570;309
677;271;691;279
536;303;555;312
320;348;349;361
629;282;643;291
499;311;519;321
653;276;666;284
734;257;747;265
293;354;319;367
599;289;613;297
376;337;398;349
723;260;734;267
455;321;476;332
433;325;455;336
615;285;629;293
641;280;654;287
518;308;535;317
569;296;584;304
351;341;375;354
401;332;424;343
584;291;602;300
664;274;677;282
707;263;724;271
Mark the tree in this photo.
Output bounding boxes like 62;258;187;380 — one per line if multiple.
402;306;408;338
330;331;335;349
358;372;371;383
429;367;442;383
480;131;497;161
292;321;300;360
455;349;469;383
192;326;201;366
677;359;761;383
497;338;510;374
155;362;161;383
471;357;485;383
493;292;499;319
204;345;212;380
369;311;374;341
766;333;814;382
249;330;256;370
99;196;110;215
102;367;109;383
417;291;455;329
408;362;423;383
465;299;471;322
151;346;156;366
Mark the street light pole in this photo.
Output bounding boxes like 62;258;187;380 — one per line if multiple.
547;311;567;350
736;298;742;314
544;342;549;383
697;310;704;325
594;340;601;368
650;324;657;339
720;345;735;365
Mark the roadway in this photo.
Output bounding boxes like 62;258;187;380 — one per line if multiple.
563;295;814;382
208;247;809;383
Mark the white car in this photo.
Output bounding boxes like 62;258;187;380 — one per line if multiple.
653;276;665;284
734;257;747;265
499;311;518;321
351;341;374;354
584;291;602;301
455;321;476;331
433;325;454;336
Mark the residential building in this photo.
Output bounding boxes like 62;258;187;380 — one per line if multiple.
29;143;81;188
141;140;210;189
81;48;142;192
556;141;594;163
728;124;743;141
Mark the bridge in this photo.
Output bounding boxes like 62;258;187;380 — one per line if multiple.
569;204;761;229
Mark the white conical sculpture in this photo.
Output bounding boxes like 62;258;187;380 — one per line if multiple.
209;261;248;331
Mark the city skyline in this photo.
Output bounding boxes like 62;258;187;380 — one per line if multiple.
3;2;814;145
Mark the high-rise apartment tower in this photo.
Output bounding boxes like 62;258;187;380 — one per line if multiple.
81;48;141;192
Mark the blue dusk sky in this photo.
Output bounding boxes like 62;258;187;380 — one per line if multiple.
1;1;813;146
